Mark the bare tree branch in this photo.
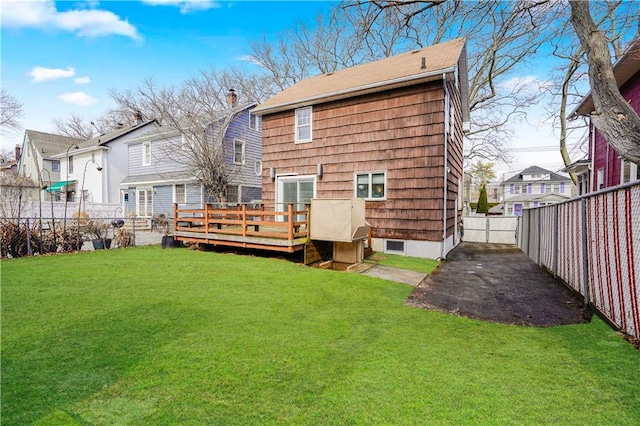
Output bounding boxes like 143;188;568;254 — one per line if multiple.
1;89;24;135
569;0;640;163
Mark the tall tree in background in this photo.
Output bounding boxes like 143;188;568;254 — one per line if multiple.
109;69;274;201
1;89;24;135
330;1;640;164
477;183;489;214
51;67;275;201
542;0;637;177
250;1;557;165
469;161;496;186
568;0;640;163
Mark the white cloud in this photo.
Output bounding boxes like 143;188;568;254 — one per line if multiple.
58;92;97;106
141;0;221;14
28;66;76;83
1;0;140;40
74;76;91;84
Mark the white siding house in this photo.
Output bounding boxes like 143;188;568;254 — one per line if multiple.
499;166;573;216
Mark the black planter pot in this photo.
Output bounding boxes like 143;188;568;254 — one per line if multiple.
92;238;112;250
161;236;181;249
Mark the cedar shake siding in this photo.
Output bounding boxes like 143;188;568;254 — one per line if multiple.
256;38;468;258
261;81;461;243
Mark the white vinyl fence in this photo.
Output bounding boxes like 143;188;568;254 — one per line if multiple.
463;216;518;244
518;182;640;340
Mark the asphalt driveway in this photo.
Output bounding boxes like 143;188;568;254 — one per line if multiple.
406;242;589;326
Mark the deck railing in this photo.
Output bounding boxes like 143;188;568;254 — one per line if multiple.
173;203;309;241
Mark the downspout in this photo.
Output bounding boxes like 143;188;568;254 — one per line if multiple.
441;73;449;260
590;122;595;191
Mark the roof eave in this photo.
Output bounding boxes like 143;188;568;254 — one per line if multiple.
252;67;456;116
569;37;640;119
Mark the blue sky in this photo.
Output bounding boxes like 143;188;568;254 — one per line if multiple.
1;0;581;177
1;0;334;150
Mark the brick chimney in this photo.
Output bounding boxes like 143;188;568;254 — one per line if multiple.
14;144;21;162
133;110;143;126
227;88;238;107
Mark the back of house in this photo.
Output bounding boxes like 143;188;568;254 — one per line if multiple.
253;38;469;259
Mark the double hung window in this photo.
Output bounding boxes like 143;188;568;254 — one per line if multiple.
295;107;312;143
355;172;386;200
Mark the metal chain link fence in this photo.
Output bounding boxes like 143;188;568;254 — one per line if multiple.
518;181;640;340
1;216;173;258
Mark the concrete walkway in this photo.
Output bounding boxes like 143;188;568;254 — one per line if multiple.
360;265;428;287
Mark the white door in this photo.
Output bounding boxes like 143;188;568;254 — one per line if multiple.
137;189;153;217
277;176;315;221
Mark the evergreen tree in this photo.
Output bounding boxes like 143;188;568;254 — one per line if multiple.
477;184;489;214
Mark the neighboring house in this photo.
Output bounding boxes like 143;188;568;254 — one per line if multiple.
121;102;263;218
253;38;469;259
50;115;159;210
17;130;83;201
0;145;20;176
499;166;573;216
568;36;640;193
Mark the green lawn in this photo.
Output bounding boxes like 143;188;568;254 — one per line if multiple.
2;247;639;425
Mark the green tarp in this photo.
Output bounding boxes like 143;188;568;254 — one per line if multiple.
45;180;75;192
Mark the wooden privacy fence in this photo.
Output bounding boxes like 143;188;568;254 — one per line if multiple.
518;182;640;340
173;203;309;252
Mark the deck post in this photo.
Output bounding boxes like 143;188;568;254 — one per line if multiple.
242;204;247;237
287;203;294;241
173;203;178;232
205;203;210;235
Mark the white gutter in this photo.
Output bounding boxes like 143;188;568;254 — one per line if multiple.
253;67;457;116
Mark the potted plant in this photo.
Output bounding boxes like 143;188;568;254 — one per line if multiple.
155;214;181;249
86;219;112;250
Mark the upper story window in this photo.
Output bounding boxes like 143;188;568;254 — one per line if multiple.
295;107;312;143
142;142;151;166
355;172;386;200
68;156;74;174
233;139;245;164
52;161;60;172
622;159;640;184
250;113;260;131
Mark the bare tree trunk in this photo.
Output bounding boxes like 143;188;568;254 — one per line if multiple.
569;0;640;164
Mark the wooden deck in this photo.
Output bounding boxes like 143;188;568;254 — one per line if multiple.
173;203;309;252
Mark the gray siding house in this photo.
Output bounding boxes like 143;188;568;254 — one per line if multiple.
121;103;263;218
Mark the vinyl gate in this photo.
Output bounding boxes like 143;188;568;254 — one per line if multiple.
463;216;518;244
518;182;640;340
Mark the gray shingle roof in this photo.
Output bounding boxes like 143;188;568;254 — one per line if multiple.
78;120;158;149
253;38;468;117
503;166;571;184
25;130;83;159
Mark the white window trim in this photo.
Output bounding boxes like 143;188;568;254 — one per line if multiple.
142;142;151;166
250;113;260;130
233;139;245;164
174;184;186;204
621;159;640;184
137;188;153;217
354;171;387;201
294;106;312;144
